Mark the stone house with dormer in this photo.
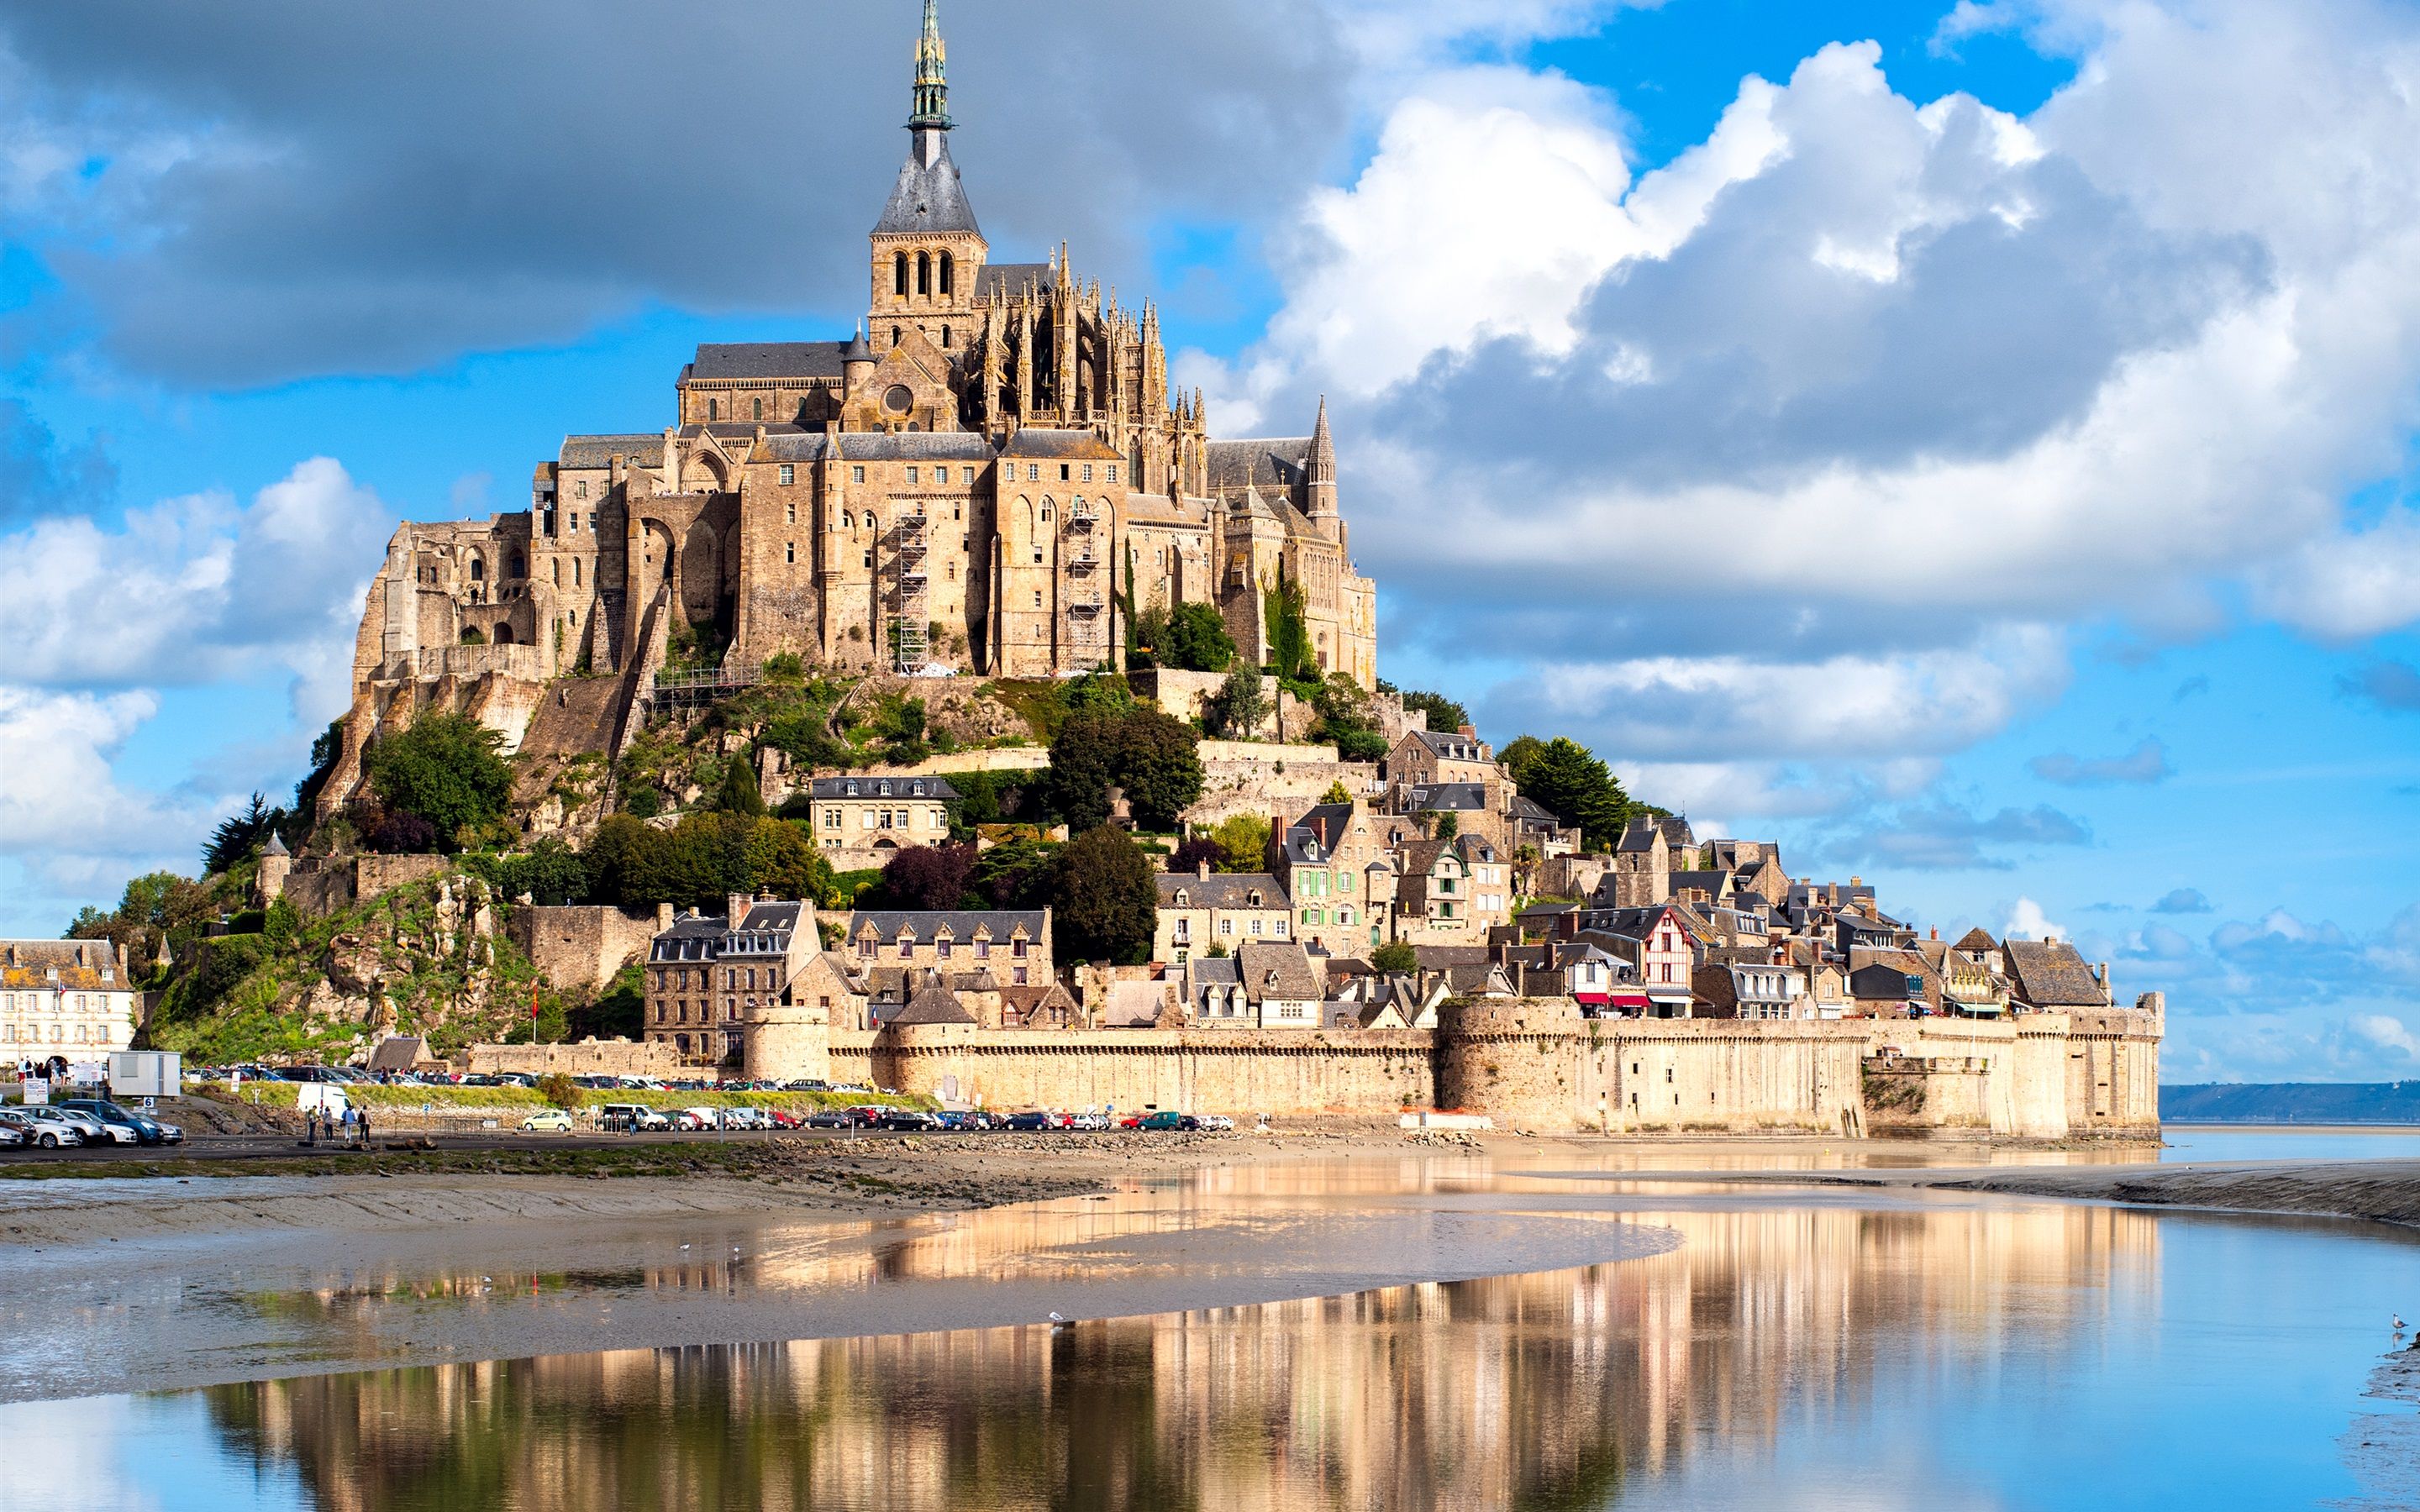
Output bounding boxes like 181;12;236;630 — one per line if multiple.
806;774;959;867
844;907;1050;989
1155;866;1292;964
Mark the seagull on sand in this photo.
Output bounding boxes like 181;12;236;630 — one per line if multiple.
2396;1314;2407;1331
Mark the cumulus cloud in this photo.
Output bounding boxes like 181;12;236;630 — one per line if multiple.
2028;736;2173;786
1184;0;2420;825
2339;658;2420;712
0;686;230;892
2348;1013;2420;1061
2152;886;2213;914
0;456;383;705
2003;897;2065;940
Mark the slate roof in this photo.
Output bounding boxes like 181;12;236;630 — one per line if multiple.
1615;815;1665;853
892;984;978;1026
1293;801;1355;848
1000;428;1122;460
1206;438;1311;492
2003;940;2109;1006
1668;869;1731;897
834;433;997;463
850;909;1045;940
1410;728;1489;762
808;775;962;801
1408;782;1490;812
650;912;729;962
1186;955;1241;986
366;1037;423;1074
1237;942;1323;1002
723;902;806;957
875;134;982;237
560;434;667;470
1158;872;1289;911
688;343;851;382
1412;944;1491;969
975;262;1052;299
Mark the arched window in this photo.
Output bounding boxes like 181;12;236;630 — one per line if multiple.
939;250;954;295
551;559;561;587
572;559;582;587
942;325;952;349
468;555;486;581
708;398;719;421
894;252;908;296
917;251;931;297
892;325;902;347
508;550;525;580
1041;502;1052;522
495;624;516;645
753;397;763;422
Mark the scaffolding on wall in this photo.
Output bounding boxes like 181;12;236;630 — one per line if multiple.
887;511;929;671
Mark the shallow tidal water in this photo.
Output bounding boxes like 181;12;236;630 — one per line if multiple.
3;1133;2417;1512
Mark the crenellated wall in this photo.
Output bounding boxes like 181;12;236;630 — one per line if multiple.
786;998;2160;1135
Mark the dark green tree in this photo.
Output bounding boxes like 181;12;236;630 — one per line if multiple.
716;759;768;816
867;843;979;911
1510;735;1636;852
1117;707;1204;831
1434;811;1460;839
739;817;834;901
1313;675;1388;762
1397;688;1470;735
1049;711;1127;832
1370;940;1419;974
203;793;284;875
1164;602;1236;673
1263;574;1317;683
364;713;514;850
1202;666;1268;738
1044;826;1158;965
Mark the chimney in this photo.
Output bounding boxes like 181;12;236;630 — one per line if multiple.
727;892;749;927
1458;724;1476;738
1850;876;1861;888
1929;927;1939;941
1197;859;1211;880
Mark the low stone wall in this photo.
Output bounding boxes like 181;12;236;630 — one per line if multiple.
464;1037;683;1078
284;854;451;918
508;904;657;995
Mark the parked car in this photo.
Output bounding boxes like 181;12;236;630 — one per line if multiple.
0;1110;57;1146
782;1079;832;1093
60;1099;181;1146
670;1108;714;1131
1066;1113;1112;1132
803;1109;855;1130
1195;1114;1236;1131
1000;1110;1060;1131
0;1121;22;1148
1134;1110;1199;1132
766;1107;805;1130
519;1109;574;1132
29;1105;114;1144
879;1109;944;1131
598;1103;671;1132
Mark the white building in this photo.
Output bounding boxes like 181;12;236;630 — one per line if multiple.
2;939;139;1073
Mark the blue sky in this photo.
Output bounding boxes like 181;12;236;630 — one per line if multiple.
3;0;2417;1082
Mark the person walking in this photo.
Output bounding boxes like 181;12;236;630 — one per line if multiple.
305;1106;318;1147
358;1105;372;1148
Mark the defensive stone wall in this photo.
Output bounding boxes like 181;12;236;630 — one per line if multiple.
735;999;2163;1134
827;1026;1434;1116
507;904;658;995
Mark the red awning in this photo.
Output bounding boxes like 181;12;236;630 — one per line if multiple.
1607;993;1653;1010
1573;992;1611;1005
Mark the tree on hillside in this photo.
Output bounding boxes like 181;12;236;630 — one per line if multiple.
1508;736;1636;852
1202;666;1268;739
1396;688;1470;735
1370;940;1418;974
869;843;978;911
204;793;287;875
971;837;1058;910
1264;574;1317;684
1165;836;1226;874
1044;826;1158;965
365;713;514;852
1320;779;1353;805
1118;708;1204;830
1164;602;1236;673
1312;675;1387;762
739;817;833;901
1209;813;1271;872
715;759;767;816
1049;706;1203;832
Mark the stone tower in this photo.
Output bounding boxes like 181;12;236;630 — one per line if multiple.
1306;395;1341;544
868;0;990;357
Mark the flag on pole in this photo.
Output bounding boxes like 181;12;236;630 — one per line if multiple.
530;980;541;1043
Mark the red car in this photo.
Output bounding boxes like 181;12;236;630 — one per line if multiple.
765;1108;805;1129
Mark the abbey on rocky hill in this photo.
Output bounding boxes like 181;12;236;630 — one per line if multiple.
329;1;1374;811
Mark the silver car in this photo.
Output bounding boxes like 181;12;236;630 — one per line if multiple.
23;1106;108;1146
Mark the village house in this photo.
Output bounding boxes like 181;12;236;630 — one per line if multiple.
1155;865;1292;964
845;908;1051;987
804;774;959;864
643;895;818;1064
0;938;138;1073
1273;801;1392;956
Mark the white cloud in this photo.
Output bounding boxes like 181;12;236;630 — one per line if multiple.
0;455;382;716
2348;1012;2420;1060
0;686;228;888
2004;896;2065;940
2254;508;2420;639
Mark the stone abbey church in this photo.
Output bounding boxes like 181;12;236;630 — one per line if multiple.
334;2;1375;801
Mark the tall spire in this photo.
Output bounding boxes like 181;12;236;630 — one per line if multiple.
910;0;950;130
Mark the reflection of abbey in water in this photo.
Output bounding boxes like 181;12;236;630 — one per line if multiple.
331;0;1372;763
198;1197;2159;1510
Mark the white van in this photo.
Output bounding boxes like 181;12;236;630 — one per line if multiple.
599;1103;670;1132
